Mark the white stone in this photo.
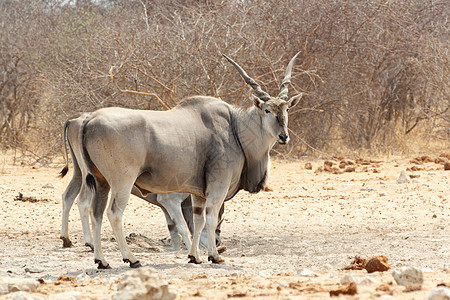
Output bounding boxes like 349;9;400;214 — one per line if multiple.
48;291;82;300
0;278;40;294
258;270;271;278
12;291;44;300
427;286;450;300
112;267;177;300
340;274;376;285
340;274;358;284
109;277;119;284
296;268;317;277
411;178;421;184
397;170;410;184
75;272;90;283
41;182;56;189
360;277;377;285
392;267;423;286
0;185;8;190
428;171;437;176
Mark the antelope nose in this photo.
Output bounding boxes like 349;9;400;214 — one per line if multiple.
278;134;289;142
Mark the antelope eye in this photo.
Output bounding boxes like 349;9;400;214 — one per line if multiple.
264;109;270;114
286;108;290;112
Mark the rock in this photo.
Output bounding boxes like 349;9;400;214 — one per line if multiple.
428;171;437;176
324;160;334;167
296;268;317;277
12;291;44;300
341;274;377;285
340;274;358;284
329;282;358;297
444;162;450;171
404;284;422;292
258;270;271;278
0;278;40;295
427;286;450;300
42;182;56;188
365;255;390;273
343;256;367;270
112;267;177;300
392;267;423;286
379;192;388;197
411;178;421;184
376;283;392;292
360;277;377;285
0;185;8;191
344;166;356;172
304;162;312;170
75;272;90;283
397;170;410;184
48;291;82;300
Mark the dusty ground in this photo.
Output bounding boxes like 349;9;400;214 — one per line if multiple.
0;155;449;299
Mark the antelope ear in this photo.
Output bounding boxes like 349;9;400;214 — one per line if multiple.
287;93;303;108
252;94;265;110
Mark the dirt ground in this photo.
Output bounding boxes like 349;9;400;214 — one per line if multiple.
0;155;449;299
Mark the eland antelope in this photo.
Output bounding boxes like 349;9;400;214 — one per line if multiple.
59;113;223;252
81;52;302;268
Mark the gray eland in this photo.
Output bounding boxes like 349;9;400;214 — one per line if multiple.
59;113;223;252
81;52;303;268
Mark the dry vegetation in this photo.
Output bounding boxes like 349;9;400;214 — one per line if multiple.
0;0;449;163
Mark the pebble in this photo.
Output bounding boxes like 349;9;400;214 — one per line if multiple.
0;185;8;190
428;171;437;176
296;268;317;277
12;291;44;300
0;278;40;295
427;286;450;300
112;267;177;300
340;274;377;285
411;178;421;184
41;182;56;189
75;272;90;283
392;266;423;286
340;274;358;284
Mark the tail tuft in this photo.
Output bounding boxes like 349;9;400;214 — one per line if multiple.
86;174;96;191
59;165;69;178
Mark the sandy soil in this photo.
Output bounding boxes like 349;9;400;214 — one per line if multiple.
0;155;449;299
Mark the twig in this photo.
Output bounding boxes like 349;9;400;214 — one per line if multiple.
109;66;171;110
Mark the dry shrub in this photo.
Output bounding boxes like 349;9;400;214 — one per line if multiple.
0;0;448;163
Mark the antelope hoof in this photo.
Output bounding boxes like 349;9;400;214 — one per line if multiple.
123;259;142;268
94;259;111;269
208;256;225;264
188;255;202;264
60;236;72;248
85;243;94;252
